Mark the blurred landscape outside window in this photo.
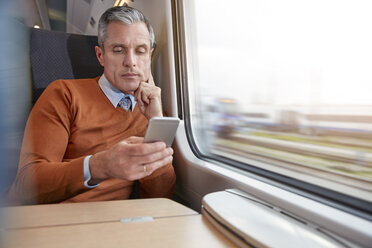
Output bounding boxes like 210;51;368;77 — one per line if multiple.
183;0;372;202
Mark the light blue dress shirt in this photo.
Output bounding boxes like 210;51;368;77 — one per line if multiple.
83;74;137;188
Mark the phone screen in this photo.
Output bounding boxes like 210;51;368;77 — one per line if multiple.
143;117;180;147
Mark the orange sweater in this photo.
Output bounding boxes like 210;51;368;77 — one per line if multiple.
8;77;176;205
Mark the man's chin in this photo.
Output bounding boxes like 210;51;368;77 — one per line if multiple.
120;81;139;95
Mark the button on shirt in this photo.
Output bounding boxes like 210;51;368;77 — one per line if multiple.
83;75;137;188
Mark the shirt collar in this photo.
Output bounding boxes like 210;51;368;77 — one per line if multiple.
98;74;136;111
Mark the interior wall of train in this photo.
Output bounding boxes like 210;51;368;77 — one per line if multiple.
0;0;371;247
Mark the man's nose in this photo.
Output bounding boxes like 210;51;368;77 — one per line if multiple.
123;51;136;68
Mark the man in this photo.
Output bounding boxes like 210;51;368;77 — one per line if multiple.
8;6;176;204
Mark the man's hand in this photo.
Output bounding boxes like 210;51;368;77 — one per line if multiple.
134;73;163;120
89;136;173;184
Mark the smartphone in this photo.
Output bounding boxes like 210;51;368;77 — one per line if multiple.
143;117;180;147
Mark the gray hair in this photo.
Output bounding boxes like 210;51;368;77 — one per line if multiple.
98;6;156;52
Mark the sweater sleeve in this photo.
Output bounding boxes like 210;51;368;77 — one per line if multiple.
8;81;89;204
138;162;176;199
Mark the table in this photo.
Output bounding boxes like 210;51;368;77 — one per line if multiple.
1;198;238;248
3;215;236;248
2;198;197;229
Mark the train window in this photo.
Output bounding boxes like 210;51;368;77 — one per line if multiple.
178;0;372;209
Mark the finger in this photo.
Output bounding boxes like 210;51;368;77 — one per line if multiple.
135;147;173;165
134;82;142;99
141;90;150;105
125;136;144;144
147;72;155;86
143;155;173;175
135;87;144;106
125;142;167;156
135;82;152;105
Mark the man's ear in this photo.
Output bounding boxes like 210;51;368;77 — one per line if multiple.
95;46;104;67
150;48;154;59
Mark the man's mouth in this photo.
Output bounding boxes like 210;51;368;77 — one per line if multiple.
121;73;138;78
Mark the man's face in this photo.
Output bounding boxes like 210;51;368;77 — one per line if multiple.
95;21;153;95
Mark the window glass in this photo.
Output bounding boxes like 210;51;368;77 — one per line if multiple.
182;0;372;202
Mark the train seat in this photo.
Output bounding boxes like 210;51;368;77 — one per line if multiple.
30;27;103;104
0;25;103;203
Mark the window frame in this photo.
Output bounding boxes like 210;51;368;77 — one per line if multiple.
171;0;372;220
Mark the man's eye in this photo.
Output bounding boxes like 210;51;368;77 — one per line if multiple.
113;48;123;53
136;48;146;54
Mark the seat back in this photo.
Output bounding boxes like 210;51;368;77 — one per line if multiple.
30;28;103;104
0;27;103;204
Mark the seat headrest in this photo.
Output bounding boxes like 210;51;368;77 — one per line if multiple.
30;28;103;104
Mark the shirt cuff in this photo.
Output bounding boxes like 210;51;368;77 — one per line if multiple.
83;155;100;188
